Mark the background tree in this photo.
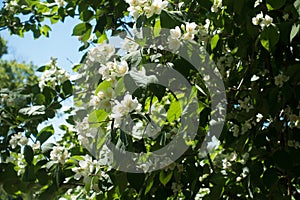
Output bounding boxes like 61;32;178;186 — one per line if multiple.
0;0;299;199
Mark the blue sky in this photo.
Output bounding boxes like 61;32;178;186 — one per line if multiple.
0;2;124;142
1;17;83;73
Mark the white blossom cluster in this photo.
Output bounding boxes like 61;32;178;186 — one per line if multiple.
288;140;300;149
50;145;70;165
125;0;169;20
99;60;129;81
39;58;70;90
72;155;101;183
16;153;26;176
171;182;182;195
284;106;300;129
252;12;273;29
59;185;97;200
274;73;289;88
0;91;15;107
55;0;66;7
121;38;140;53
230;113;264;137
9;132;28;149
87;43;115;64
238;96;253;112
3;0;18;13
254;0;262;8
236;167;249;182
5;152;26;176
167;22;199;51
110;93;142;127
211;0;223;13
75;116;99;147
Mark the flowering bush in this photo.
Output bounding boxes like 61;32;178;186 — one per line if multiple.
0;0;300;199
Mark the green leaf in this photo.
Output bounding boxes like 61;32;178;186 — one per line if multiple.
159;170;173;186
37;65;50;72
127;69;158;88
72;22;92;36
34;93;46;105
62;80;73;96
36;169;51;185
266;0;286;10
37;125;54;144
88;110;108;127
262;168;278;188
19;105;45;116
41;25;51;37
154;19;161;37
290;24;300;42
211;34;220;50
97;33;107;43
95;80;112;94
136;14;146;29
160;10;184;29
294;0;300;18
80;10;94;21
127;173;145;191
22;165;35;182
167;100;182;122
24;145;34;164
123;50;142;67
260;26;280;51
145;175;154;195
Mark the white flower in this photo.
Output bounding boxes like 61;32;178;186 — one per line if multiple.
151;0;168;15
114;60;129;77
252;12;273;29
241;120;252;134
251;74;260;81
32;141;41;151
256;113;263;123
169;26;182;39
4;0;18;12
98;65;111;80
9;132;28;149
211;0;222;12
171;182;182;194
274;74;289;87
128;6;142;19
254;0;262;7
72;155;100;183
88;43;115;63
122;38;140;52
144;6;154;18
19;137;28;146
207;136;220;153
110;94;142;127
288;140;300;148
55;0;66;7
90;95;100;108
185;22;198;35
167;37;181;51
252;12;263;26
75;116;89;133
16;153;26;176
238;96;253;112
132;121;145;139
182;33;195;41
126;0;140;7
261;14;273;28
232;125;239;137
50;146;70;165
283;13;289;21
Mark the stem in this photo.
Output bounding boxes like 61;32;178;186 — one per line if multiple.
206;151;215;172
